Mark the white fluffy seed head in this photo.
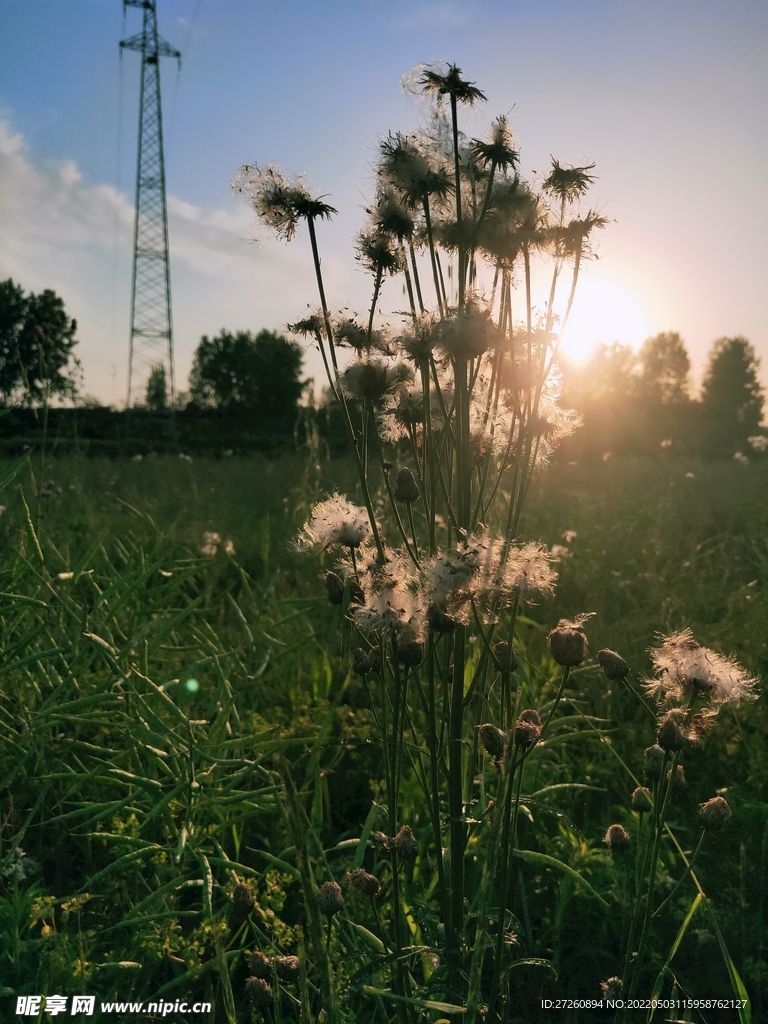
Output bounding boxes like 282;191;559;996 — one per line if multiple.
297;494;373;551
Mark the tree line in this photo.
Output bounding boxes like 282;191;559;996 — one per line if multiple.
559;331;765;458
1;278;764;457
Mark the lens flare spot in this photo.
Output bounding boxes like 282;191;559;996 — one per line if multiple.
185;678;199;693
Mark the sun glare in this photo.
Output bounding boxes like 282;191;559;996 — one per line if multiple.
554;276;652;363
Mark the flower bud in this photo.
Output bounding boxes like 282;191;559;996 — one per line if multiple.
493;641;518;674
477;723;506;759
232;882;255;915
630;787;652;813
317;880;344;917
597;649;629;681
371;830;390;850
324;571;345;606
643;744;665;781
394;467;420;504
393;824;419;862
275;955;301;982
346;867;381;897
657;715;684;753
603;823;631;851
698;795;731;831
547;619;588;667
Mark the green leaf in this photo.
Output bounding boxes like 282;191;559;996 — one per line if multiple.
512;849;608;905
362;986;466;1013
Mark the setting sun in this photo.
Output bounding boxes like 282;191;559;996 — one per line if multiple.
555;275;652;362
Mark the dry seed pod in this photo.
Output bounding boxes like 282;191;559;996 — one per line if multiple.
393;824;419;862
249;950;271;979
601;978;623;1000
275;955;301;982
232;882;255;915
666;764;687;795
514;710;541;749
643;744;665;781
493;640;518;673
245;976;273;1008
346;867;381;897
657;715;684;753
547;618;589;667
398;639;423;668
324;571;345;606
630;787;652;813
698;795;732;831
603;823;631;852
477;723;506;759
371;830;390;850
394;467;420;504
352;647;376;675
597;649;629;681
317;880;344;917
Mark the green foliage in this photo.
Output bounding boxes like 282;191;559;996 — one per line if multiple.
145;364;168;411
700;336;764;453
188;328;304;421
0;279;79;405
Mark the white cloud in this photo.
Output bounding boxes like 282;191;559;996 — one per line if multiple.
394;3;471;30
0;119;340;403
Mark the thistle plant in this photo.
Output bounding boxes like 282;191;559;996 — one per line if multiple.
232;62;757;1022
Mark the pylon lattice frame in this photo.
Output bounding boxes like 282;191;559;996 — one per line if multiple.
121;0;180;412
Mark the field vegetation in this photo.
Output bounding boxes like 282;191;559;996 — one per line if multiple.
0;449;765;1022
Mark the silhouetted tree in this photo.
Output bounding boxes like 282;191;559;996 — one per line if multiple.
700;336;764;453
639;332;690;405
188;329;304;422
637;332;694;450
0;279;79;404
145;364;168;411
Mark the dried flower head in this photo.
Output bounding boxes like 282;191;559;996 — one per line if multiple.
371;830;390;850
393;825;419;861
298;494;373;551
698;795;732;831
478;723;507;759
275;956;301;982
325;570;345;606
548;615;592;667
341;358;408;404
232;163;336;242
643;744;665;782
493;640;518;673
504;542;557;601
603;824;631;852
597;649;629;681
394;467;420;504
657;714;684;753
346;868;381;897
644;629;759;707
317;880;344;917
601;978;623;1000
630;787;653;813
666;764;687;795
249;950;272;979
352;647;377;675
514;709;542;749
245;976;274;1008
398;636;424;668
232;882;255;915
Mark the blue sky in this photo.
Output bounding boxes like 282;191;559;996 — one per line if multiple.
1;0;766;403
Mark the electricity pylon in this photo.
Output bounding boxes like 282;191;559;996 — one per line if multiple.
120;0;180;421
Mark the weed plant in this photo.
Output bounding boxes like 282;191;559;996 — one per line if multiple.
0;65;765;1024
226;62;762;1023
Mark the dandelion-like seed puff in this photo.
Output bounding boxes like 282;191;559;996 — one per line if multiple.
504;542;557;601
297;494;373;552
644;628;759;708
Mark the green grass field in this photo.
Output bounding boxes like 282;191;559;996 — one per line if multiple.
1;450;766;1022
